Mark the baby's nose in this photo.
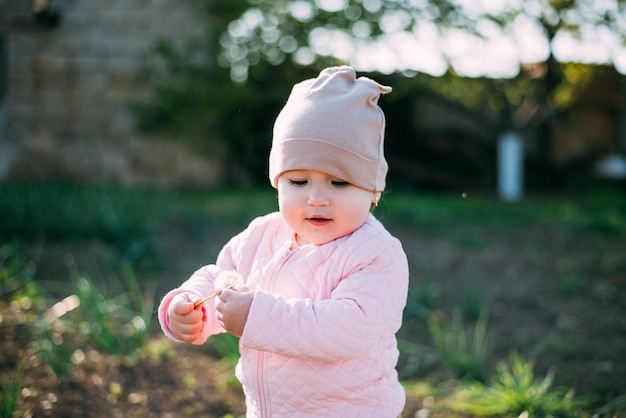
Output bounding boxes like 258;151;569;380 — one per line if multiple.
307;186;330;206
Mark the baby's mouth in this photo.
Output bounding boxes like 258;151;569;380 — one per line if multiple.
307;217;331;226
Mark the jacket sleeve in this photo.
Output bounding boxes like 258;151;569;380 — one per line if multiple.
157;264;226;343
157;214;270;343
239;237;409;362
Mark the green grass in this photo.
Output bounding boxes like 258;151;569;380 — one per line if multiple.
0;362;23;418
170;187;278;225
1;182;625;416
0;240;44;308
381;188;626;234
2;182;625;241
426;308;493;381
35;263;155;377
444;353;583;417
402;354;586;417
1;239;155;380
0;183;170;261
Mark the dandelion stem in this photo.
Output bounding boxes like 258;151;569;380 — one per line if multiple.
194;293;217;308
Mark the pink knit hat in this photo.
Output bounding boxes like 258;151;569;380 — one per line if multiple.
269;66;392;192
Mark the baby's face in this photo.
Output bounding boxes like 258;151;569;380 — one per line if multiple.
277;169;378;246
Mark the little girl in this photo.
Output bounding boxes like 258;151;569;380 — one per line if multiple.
158;66;409;417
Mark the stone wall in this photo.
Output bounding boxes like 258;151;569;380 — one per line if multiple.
0;0;222;186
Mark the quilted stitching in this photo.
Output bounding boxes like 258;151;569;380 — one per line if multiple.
160;212;409;417
235;213;409;417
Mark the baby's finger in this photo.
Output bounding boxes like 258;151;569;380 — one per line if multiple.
171;301;195;316
179;308;203;323
177;332;201;344
216;287;238;302
177;321;203;336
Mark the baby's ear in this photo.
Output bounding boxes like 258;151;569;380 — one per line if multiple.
373;191;381;206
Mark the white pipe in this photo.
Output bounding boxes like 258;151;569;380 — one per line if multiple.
498;131;524;201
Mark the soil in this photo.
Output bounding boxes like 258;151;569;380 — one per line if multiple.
2;217;625;417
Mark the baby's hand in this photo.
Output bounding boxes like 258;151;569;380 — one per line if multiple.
168;293;205;344
215;288;254;338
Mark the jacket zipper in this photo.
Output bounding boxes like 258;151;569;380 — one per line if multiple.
257;243;295;417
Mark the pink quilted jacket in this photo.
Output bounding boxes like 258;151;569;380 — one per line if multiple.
158;212;409;417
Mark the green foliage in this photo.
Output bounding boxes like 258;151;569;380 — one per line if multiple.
397;339;439;379
0;183;169;260
528;333;573;360
445;353;583;417
403;279;440;321
410;71;538;118
552;63;596;108
72;266;154;360
213;0;626;85
594;395;626;417
426;309;493;381
581;188;626;236
209;333;241;367
172;188;278;226
382;191;626;235
1;184;624;416
0;241;43;310
127;0;290;183
0;237;157;382
126;0;626;192
34;325;77;379
0;244;43;417
0;242;75;380
217;0;472;82
0;363;23;418
555;257;588;297
459;278;488;323
129;38;318;184
34;264;155;379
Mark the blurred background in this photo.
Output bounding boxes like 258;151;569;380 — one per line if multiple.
1;0;626;192
1;1;625;417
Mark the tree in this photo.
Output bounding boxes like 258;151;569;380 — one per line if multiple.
218;0;626;82
219;0;477;82
218;0;626;177
129;0;320;185
130;0;626;189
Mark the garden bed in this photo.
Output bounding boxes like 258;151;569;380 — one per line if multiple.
1;186;625;417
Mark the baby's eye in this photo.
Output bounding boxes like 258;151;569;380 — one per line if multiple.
331;180;350;188
289;179;307;186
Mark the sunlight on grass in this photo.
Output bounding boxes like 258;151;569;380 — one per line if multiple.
34;265;155;379
402;354;590;417
444;353;583;417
